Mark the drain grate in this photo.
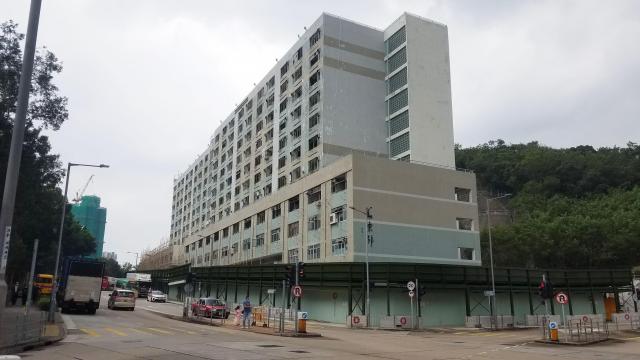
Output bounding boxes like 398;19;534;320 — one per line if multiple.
289;350;310;353
257;344;284;348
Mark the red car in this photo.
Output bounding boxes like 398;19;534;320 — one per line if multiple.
191;297;230;319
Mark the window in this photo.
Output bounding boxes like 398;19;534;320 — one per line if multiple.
222;246;229;257
223;227;229;237
308;157;320;173
254;172;261;183
271;204;281;218
290;146;301;161
279;136;287;150
459;247;475;261
309;48;321;67
280;99;287;112
205;236;211;245
278;156;287;168
390;132;410;157
256;121;263;133
233;223;239;234
212;250;218;260
386;67;407;94
455;187;471;202
264;183;272;196
309;28;321;47
280;79;288;93
331;237;347;256
266;76;275;89
279;119;287;131
309;113;320;129
332;205;346;222
280;61;289;76
389;110;409;136
255;154;262;166
386;47;407;74
309;91;320;108
278;175;287;189
185;245;189;253
294;47;303;62
271;228;280;243
387;89;408;115
204;253;210;263
288;249;299;263
307;186;321;204
244;218;251;229
385;26;406;55
291;125;302;139
457;218;473;231
255;234;265;247
242;238;251;250
290;166;301;181
198;239;203;248
308;215;321;231
307;244;320;260
214;232;219;241
231;242;238;254
292;104;302;119
331;174;347;193
308;134;319;151
292;67;302;82
309;70;320;87
257;211;266;224
288;222;299;238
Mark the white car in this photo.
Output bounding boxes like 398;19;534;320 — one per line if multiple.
147;290;167;302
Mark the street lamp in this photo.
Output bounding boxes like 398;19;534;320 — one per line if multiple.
127;251;139;269
486;193;511;329
349;205;373;326
48;162;109;322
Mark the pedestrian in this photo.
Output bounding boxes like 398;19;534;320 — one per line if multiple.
234;305;242;326
242;296;252;328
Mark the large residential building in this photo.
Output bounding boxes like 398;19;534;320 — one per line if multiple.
170;13;478;267
71;195;107;258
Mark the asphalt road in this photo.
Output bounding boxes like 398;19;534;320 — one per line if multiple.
16;292;640;359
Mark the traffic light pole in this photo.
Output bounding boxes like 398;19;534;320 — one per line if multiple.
294;262;299;333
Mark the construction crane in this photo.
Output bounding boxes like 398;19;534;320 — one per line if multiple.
73;175;94;203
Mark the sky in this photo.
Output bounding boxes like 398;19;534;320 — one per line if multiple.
2;0;639;266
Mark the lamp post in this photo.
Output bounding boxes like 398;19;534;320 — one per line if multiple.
349;205;373;326
486;193;511;329
127;251;139;270
48;162;109;322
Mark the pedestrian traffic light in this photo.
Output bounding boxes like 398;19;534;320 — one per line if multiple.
285;265;295;285
297;262;305;281
538;279;554;299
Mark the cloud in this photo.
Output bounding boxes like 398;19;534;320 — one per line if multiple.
2;0;638;264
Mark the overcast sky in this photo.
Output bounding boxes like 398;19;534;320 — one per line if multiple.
2;0;639;266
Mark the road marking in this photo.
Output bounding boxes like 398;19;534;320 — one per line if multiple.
80;328;99;337
104;327;127;336
127;327;148;334
166;327;198;335
146;327;173;335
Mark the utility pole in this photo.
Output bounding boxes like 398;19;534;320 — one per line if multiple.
0;0;42;320
349;205;373;326
25;239;39;312
486;193;511;330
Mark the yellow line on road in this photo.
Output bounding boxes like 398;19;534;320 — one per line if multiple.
146;327;173;335
80;328;99;337
104;327;127;336
127;327;148;334
166;327;198;335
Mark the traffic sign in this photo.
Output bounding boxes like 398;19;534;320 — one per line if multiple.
407;281;415;291
548;321;558;329
353;315;361;324
555;292;569;305
399;317;407;325
292;285;303;298
267;289;276;294
484;290;495;297
408;290;415;298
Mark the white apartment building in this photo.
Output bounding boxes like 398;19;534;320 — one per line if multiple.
170;13;475;267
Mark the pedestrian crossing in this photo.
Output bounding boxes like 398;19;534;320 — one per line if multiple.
78;325;205;338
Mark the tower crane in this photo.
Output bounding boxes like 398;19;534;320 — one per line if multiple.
73;175;94;203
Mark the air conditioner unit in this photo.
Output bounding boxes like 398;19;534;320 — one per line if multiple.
329;213;338;225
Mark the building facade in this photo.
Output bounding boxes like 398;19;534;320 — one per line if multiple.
71;195;107;258
138;240;179;271
171;13;475;267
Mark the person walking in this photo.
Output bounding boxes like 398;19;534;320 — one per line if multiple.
234;305;242;326
242;296;252;328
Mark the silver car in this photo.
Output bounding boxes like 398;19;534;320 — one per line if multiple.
147;290;167;302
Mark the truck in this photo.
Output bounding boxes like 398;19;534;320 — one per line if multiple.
126;272;152;298
57;257;105;314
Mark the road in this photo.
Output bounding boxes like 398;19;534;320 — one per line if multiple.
16;292;640;359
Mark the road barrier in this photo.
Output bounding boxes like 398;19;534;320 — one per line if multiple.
526;315;560;327
465;315;514;329
541;317;609;344
610;312;640;331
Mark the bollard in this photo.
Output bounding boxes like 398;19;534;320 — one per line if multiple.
549;321;559;342
297;312;308;333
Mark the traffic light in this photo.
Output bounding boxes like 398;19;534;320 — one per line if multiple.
285;266;295;285
538;279;554;299
418;286;427;297
186;272;196;284
635;287;640;301
298;262;305;282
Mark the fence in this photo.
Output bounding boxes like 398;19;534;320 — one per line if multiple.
0;309;46;350
541;316;609;343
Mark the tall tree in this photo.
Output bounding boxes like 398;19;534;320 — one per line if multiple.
0;21;95;285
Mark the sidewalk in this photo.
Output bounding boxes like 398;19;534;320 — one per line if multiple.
0;306;66;355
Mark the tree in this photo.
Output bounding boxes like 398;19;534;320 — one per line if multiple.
0;21;95;285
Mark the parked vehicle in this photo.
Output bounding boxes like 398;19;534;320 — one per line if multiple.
57;257;105;314
147;290;167;302
107;289;136;310
191;297;230;319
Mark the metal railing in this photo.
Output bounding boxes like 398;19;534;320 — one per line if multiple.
0;309;46;349
541;317;609;343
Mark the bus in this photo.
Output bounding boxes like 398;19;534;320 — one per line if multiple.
34;274;54;295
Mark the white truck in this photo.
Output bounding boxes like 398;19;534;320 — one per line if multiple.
57;257;105;314
126;272;152;298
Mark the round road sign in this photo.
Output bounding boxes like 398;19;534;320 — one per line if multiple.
624;313;631;321
408;290;415;298
292;285;303;298
400;317;407;325
353;316;361;324
555;291;569;305
407;281;416;291
548;321;558;329
582;315;590;323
